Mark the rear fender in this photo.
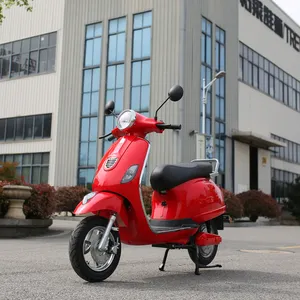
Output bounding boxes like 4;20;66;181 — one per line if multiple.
195;232;222;246
73;192;129;227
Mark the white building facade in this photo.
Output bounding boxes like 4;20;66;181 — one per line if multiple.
0;0;299;202
237;0;300;201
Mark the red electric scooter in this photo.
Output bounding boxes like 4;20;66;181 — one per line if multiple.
69;85;226;283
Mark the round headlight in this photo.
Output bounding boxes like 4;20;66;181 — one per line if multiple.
117;110;136;130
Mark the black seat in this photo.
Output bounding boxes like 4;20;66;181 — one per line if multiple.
150;162;213;192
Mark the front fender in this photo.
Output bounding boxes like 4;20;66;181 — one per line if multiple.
74;192;129;227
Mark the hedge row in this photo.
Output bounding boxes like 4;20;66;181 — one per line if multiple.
0;180;56;219
221;188;281;221
0;182;153;219
0;181;280;221
0;181;91;219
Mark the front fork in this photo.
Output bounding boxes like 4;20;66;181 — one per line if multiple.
98;213;117;252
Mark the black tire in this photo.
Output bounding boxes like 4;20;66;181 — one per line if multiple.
69;215;121;282
188;222;218;266
250;215;258;222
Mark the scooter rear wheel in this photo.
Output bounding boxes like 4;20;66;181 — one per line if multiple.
188;222;218;266
69;215;121;282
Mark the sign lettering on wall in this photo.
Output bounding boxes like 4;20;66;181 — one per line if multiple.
240;0;300;53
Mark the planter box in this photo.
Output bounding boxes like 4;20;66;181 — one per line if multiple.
3;185;32;219
0;219;53;238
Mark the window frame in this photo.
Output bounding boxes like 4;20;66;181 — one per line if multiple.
239;41;300;113
130;11;153;185
270;133;300;164
214;25;226;182
0;113;52;142
201;16;213;136
103;16;127;154
271;167;299;203
77;22;103;189
0;32;57;80
0;152;50;184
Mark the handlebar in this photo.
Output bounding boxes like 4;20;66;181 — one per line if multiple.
99;122;182;141
156;124;182;130
98;133;112;140
99;133;116;141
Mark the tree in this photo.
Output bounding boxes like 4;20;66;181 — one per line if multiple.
287;176;300;221
0;0;33;24
0;161;21;181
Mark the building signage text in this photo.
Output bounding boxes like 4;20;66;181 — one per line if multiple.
240;0;300;53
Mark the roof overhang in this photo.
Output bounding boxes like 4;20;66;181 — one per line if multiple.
231;130;287;149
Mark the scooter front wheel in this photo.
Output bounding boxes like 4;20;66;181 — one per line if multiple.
69;215;121;282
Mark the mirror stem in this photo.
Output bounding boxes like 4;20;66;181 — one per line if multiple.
105;112;118;118
154;97;170;120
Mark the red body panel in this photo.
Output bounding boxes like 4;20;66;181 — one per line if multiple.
151;179;226;223
74;192;129;227
73;111;225;247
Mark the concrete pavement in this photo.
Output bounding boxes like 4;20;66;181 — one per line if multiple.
0;220;300;300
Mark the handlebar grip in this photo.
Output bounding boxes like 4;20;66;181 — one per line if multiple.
156;124;182;130
169;124;182;130
107;135;116;142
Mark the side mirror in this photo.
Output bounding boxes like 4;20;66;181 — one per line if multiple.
104;100;115;115
168;85;184;102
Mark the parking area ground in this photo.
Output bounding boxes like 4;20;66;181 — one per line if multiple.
1;220;300;300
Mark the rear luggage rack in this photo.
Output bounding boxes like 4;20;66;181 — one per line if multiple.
190;158;219;178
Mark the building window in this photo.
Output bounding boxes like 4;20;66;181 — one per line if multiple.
271;134;300;164
271;168;299;203
130;11;152;117
78;23;102;189
131;11;152;184
239;41;300;112
102;17;127;154
0;32;57;80
0;152;50;184
0;114;52;141
215;26;226;187
201;17;212;135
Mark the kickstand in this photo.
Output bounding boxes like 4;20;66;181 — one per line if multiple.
194;247;223;275
194;246;200;275
199;264;222;269
159;249;170;272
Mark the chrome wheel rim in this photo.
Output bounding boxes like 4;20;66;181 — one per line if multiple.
82;226;116;272
198;224;215;258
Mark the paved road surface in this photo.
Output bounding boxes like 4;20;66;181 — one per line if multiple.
1;220;300;300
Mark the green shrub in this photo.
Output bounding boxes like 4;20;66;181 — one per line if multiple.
287;176;300;220
221;188;243;219
23;184;57;219
237;190;280;222
54;186;90;214
0;181;56;219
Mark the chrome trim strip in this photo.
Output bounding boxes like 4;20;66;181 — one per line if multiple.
151;226;196;234
138;142;152;228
